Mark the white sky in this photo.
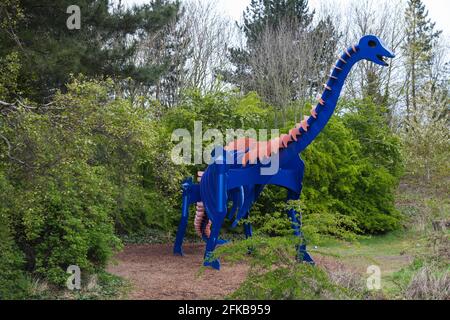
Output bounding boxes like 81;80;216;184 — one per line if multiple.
123;0;450;38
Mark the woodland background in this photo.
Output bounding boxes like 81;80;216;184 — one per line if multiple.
0;0;448;299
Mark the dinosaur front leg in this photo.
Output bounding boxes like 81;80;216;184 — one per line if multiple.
173;178;200;256
286;190;314;264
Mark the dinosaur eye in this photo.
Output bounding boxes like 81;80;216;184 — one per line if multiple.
368;40;377;48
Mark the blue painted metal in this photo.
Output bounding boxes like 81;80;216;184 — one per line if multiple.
173;35;395;270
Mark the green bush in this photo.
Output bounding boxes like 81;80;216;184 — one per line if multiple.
0;171;30;299
213;205;363;299
0;78;161;286
299;99;403;234
15;162;122;285
165;93;403;235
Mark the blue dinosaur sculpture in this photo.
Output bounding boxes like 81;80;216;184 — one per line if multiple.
173;35;395;270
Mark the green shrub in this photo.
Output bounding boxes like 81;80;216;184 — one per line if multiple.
16;162;122;285
0;171;30;299
0;78;158;286
299;99;403;234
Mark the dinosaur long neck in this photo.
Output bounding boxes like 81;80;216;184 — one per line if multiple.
293;45;362;154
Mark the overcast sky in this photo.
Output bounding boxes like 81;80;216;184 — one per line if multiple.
123;0;450;38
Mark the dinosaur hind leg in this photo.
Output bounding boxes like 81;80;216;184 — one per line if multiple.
203;216;225;270
286;190;314;264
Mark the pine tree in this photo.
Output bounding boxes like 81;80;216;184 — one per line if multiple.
401;0;448;183
222;0;339;125
402;0;441;123
0;0;181;102
224;0;314;90
242;0;313;45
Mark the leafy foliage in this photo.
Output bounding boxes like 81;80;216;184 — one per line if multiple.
251;99;403;234
214;215;368;299
0;0;181;101
0;78;172;285
0;171;31;299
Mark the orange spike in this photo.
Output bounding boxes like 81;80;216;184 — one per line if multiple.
241;152;250;166
255;141;266;162
270;138;280;155
345;49;351;57
281;134;291;148
300;116;309;132
278;134;286;148
352;44;357;53
248;148;258;164
318;97;325;105
225;137;257;151
339;57;347;64
310;107;318;118
263;141;272;158
323;84;332;91
289;128;298;141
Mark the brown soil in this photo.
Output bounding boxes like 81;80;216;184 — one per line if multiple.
107;243;248;300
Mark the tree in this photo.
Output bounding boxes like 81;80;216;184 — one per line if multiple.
340;0;405;126
224;0;314;90
223;0;339;125
132;1;190;107
0;0;181;102
402;0;442;125
181;0;236;93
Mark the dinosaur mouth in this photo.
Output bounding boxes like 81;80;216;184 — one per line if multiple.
377;54;389;66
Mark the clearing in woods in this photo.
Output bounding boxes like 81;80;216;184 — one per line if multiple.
108;231;420;299
107;243;248;299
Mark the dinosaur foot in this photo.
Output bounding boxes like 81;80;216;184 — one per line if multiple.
203;258;221;270
216;238;229;246
173;246;183;256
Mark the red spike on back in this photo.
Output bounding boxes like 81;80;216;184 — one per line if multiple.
248;148;258;164
271;137;280;155
239;113;317;166
289;128;299;141
300;116;309;131
256;141;269;161
279;134;290;148
225;137;257;151
241;152;250;166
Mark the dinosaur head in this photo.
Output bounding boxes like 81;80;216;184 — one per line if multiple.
358;35;395;66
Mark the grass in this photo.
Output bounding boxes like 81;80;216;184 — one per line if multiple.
27;271;131;300
312;230;423;294
307;180;449;298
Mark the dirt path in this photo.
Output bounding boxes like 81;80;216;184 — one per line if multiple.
107;243;248;299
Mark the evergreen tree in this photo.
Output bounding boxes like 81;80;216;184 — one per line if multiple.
402;0;441;123
224;0;314;91
0;0;181;101
222;0;339;125
241;0;314;45
154;4;190;107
